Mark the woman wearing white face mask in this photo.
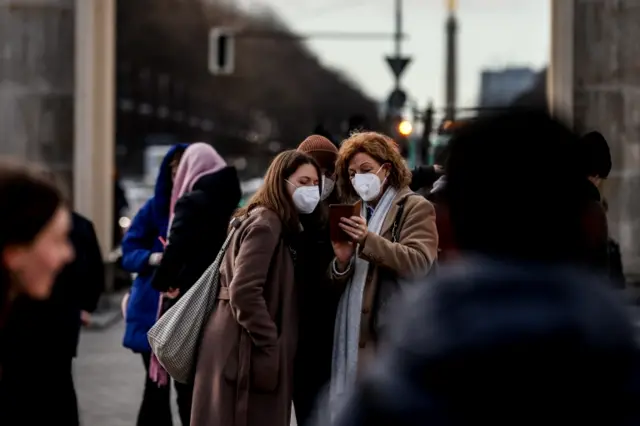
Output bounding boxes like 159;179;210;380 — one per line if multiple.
326;131;438;418
294;135;343;425
191;150;321;426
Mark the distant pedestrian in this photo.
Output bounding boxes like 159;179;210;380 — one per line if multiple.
121;143;187;426
151;142;242;425
577;130;611;273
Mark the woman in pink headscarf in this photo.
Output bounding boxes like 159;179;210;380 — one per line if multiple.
150;142;242;425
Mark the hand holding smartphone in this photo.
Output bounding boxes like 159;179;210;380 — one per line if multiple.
329;200;362;242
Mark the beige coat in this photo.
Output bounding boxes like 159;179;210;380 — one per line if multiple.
331;187;438;371
191;208;297;426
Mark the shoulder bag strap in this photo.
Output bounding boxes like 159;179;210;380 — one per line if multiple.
391;193;421;243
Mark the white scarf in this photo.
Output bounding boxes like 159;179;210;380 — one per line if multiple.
329;186;397;419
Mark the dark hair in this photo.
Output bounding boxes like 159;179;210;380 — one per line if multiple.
579;131;611;178
235;150;321;233
0;159;65;317
444;109;586;262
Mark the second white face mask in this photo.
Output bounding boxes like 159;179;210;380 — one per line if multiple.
351;166;384;202
321;176;335;201
291;185;320;214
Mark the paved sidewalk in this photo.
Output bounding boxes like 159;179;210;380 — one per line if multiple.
75;321;297;425
75;320;181;425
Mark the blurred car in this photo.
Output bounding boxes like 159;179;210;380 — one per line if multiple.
239;177;263;206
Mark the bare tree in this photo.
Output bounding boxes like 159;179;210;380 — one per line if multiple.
116;0;380;176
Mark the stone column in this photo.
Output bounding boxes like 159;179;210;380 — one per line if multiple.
0;0;115;256
549;0;640;277
74;0;115;256
0;0;75;182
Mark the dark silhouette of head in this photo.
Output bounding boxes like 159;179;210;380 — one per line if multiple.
444;109;585;263
0;160;74;317
578;131;611;192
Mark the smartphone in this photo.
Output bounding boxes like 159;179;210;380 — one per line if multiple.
329;200;362;242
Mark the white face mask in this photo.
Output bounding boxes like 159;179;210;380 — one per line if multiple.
287;181;320;214
321;176;335;201
351;166;385;202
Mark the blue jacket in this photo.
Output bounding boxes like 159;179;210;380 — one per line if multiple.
121;143;188;353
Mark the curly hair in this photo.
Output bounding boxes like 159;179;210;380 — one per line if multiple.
235;150;321;233
336;131;412;200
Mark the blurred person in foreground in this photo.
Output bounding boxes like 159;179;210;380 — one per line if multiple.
294;135;342;425
0;161;75;423
6;171;104;426
328;132;438;418
150;142;242;425
121;143;187;426
324;110;640;426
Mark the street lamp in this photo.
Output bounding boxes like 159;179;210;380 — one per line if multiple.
398;120;413;136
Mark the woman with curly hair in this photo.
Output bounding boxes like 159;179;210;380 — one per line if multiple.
327;131;438;416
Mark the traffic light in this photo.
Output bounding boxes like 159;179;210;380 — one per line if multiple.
208;28;235;75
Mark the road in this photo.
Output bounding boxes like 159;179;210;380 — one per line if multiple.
75;320;297;425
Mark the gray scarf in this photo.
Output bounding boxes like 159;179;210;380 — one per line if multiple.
329;187;397;419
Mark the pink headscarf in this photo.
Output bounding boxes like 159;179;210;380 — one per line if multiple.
150;142;227;387
169;142;227;226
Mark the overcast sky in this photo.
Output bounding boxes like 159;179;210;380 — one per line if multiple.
239;0;549;110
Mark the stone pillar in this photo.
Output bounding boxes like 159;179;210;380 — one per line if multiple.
0;0;115;257
0;0;75;182
549;0;640;277
74;0;115;257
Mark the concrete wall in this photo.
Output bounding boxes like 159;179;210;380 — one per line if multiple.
550;0;640;276
0;0;115;256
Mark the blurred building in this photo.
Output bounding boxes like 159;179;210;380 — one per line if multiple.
478;67;538;109
512;68;547;109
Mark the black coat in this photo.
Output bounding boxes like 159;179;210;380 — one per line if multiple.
0;213;104;423
294;208;342;425
410;165;441;192
152;166;242;294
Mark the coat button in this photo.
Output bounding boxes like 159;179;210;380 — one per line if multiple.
362;307;370;314
359;341;366;348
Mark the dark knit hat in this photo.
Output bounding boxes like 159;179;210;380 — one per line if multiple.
579;131;611;178
297;135;339;171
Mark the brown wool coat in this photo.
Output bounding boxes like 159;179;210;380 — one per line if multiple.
331;187;438;371
191;208;297;426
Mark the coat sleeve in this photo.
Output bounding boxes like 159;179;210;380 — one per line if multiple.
581;200;610;274
121;201;156;274
359;197;438;278
151;195;198;292
228;222;280;349
78;219;105;313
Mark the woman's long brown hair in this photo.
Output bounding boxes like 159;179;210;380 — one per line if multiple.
235;150;322;233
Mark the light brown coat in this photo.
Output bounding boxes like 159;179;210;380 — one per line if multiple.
331;187;438;371
191;209;297;426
